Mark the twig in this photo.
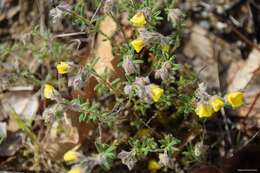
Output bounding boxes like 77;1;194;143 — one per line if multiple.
239;129;260;150
54;32;86;38
212;11;260;52
91;0;104;22
213;37;232;146
244;92;260;117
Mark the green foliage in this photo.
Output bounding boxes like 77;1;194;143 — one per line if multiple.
129;137;158;158
182;143;201;165
70;99;115;127
159;135;180;156
95;143;116;170
177;95;195;115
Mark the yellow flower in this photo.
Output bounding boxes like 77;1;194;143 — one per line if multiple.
149;84;164;102
161;44;170;53
63;150;79;162
131;38;145;53
195;103;214;118
130;12;146;27
226;91;244;108
44;84;55;99
148;159;160;173
210;97;225;112
56;62;70;74
67;166;83;173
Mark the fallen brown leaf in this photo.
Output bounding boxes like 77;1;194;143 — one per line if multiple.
228;48;260;91
184;25;242;88
1;91;39;132
94;15;117;75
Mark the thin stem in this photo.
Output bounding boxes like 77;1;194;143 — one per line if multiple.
87;67;124;97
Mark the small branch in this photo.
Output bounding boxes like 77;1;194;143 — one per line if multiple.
244;92;260;117
212;11;260;52
91;0;104;22
54;32;86;38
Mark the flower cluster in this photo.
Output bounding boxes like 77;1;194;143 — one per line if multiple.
195;84;244;118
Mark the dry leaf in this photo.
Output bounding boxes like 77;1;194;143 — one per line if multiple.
183;25;218;88
94;15;117;75
83;15;123;99
184;25;242;88
42;118;79;159
228;48;260;91
0;132;24;156
1;91;39;132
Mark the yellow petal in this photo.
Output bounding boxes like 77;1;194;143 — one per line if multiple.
148;159;160;173
130;12;146;27
210;97;225;112
67;166;83;173
56;62;70;74
150;84;164;102
195;103;214;118
131;38;145;53
226;91;244;108
44;84;55;99
63;150;79;162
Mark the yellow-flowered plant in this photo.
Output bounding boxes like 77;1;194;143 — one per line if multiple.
63;150;79;162
149;84;164;102
67;166;84;173
148;159;161;173
130;12;147;27
56;62;70;74
131;38;145;53
226;91;244;108
195;103;214;118
210;97;225;112
44;84;55;99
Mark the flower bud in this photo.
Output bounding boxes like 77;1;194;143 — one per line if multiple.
122;57;139;75
155;62;171;80
134;77;150;86
124;85;132;95
155;68;169;81
148;159;161;173
167;8;184;25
